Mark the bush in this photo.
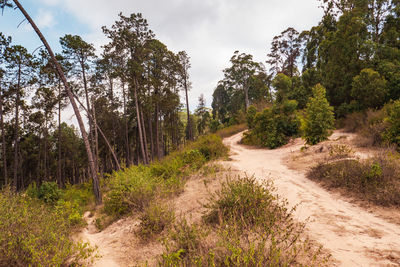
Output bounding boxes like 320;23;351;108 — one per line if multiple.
308;154;400;206
301;84;335;145
383;100;400;147
161;176;328;266
26;181;61;204
192;134;228;160
242;100;300;148
351;68;387;110
138;202;175;240
246;105;257;129
104;167;159;216
0;188;93;266
104;134;228;219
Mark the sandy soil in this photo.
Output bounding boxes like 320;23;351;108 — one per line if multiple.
223;131;400;266
76;165;224;267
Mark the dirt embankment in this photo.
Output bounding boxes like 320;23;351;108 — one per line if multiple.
76;167;225;267
223;131;400;266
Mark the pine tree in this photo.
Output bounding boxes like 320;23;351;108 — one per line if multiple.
301;84;335;145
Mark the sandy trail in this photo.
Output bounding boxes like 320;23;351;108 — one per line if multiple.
223;132;400;266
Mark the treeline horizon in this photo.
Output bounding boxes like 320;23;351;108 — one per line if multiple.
0;12;212;190
212;0;400;125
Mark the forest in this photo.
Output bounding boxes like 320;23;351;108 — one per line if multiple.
2;0;400;266
213;0;400;145
0;11;215;196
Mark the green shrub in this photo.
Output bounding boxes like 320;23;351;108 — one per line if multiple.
383;100;400;147
29;181;61;204
192;134;228;160
161;176;328;266
246;105;257;129
138;202;175;240
104;167;159;216
104;134;228;219
0;188;93;266
242;101;300;148
210;119;221;133
351;68;387;110
301;84;335;145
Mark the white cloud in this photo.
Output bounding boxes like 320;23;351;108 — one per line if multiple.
35;9;56;28
40;0;324;108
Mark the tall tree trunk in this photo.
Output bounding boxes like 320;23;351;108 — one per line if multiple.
122;82;130;167
91;97;100;174
44;118;48;181
140;105;149;163
148;116;154;162
13;63;21;190
12;0;102;203
57;80;62;187
244;84;250;112
184;77;192;140
155;93;161;159
0;83;7;184
133;79;147;165
81;62;98;173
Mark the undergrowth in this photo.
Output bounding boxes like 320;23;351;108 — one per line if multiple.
0;187;94;266
161;176;329;266
102;134;228;224
308;153;400;206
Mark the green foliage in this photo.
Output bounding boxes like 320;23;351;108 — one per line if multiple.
246;105;257;129
383;100;400;147
138;202;175;240
301;84;335;145
272;73;292;103
242;100;300;148
351;68;388;110
209;119;221;133
104;134;228;218
0;188;93;266
191;135;228;160
308;154;400;206
104;167;158;216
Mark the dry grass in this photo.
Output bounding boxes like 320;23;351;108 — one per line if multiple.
308;153;400;206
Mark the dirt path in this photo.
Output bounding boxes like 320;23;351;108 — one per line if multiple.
223;132;400;266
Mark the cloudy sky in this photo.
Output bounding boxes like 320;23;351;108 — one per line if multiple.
2;0;323;115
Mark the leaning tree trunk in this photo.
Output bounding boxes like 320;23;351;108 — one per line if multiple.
12;0;102;204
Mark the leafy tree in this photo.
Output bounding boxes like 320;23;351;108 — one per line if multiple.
272;73;292;103
223;51;263;111
301;84;335;145
351;68;387;109
267;27;301;77
243;100;299;149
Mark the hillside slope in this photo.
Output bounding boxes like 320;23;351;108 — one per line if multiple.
223;131;400;266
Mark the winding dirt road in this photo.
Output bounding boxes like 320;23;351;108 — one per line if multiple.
223;132;400;266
